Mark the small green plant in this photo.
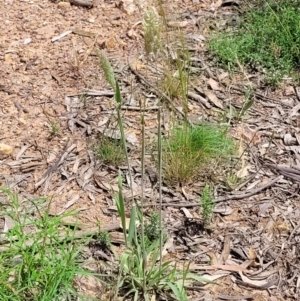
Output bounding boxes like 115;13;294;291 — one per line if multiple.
209;0;300;84
114;174;209;301
93;135;124;165
221;92;255;124
49;120;60;137
162;54;190;108
225;172;240;190
143;7;162;56
163;67;182;99
200;185;214;225
144;212;162;247
0;188;96;301
163;123;235;186
96;231;111;248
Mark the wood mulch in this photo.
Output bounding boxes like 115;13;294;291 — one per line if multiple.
0;0;299;300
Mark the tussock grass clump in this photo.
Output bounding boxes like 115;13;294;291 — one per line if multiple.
209;0;300;84
163;124;235;186
93;135;124;165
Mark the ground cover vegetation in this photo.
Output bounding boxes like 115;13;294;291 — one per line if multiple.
0;2;236;299
2;0;299;300
0;189;93;301
209;0;300;84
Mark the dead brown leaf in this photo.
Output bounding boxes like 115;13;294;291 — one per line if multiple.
204;90;224;109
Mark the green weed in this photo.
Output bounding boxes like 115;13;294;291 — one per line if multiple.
200;185;214;225
209;0;300;84
221;91;255;124
96;231;111;248
163;123;235;186
0;188;96;301
143;212;163;249
225;172;241;190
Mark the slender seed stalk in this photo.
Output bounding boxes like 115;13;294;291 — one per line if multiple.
97;50;134;201
140;109;147;291
158;107;163;267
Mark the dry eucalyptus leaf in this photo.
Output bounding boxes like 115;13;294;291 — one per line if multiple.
168;21;190;28
98;117;109;127
125;130;138;144
248;247;257;260
235;124;261;145
218;72;229;80
290;103;300;116
213;206;233;215
4;216;15;232
283;133;296;145
181;207;193;218
205;90;224;109
207;78;221;91
236;164;250;178
120;0;137;15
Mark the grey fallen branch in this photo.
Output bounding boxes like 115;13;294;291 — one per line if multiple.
214;175;283;203
267;164;300;182
70;0;93;7
187;91;211;109
35;142;76;190
144;175;283;207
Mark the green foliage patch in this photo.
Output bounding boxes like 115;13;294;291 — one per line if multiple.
209;0;300;84
163;124;235;185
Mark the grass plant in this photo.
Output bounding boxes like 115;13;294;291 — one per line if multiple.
0;188;95;301
143;7;162;56
209;0;300;84
96;49;134;199
49;120;60;137
163;123;235;186
93;135;124;165
114;174;209;301
97;52;211;299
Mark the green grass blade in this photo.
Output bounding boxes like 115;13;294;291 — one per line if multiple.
240;98;254;117
128;205;137;245
115;80;122;104
185;272;212;284
115;172;128;246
